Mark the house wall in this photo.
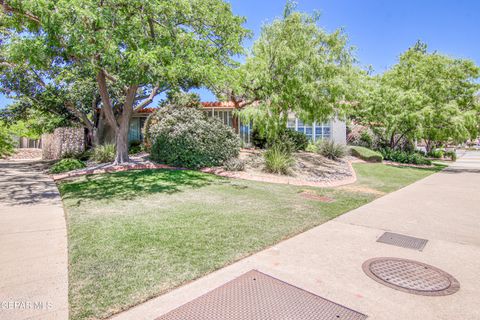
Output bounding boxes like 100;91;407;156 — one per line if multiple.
331;117;347;145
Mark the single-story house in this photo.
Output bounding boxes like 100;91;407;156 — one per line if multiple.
128;102;347;146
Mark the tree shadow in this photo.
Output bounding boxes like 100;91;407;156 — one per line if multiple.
58;169;221;202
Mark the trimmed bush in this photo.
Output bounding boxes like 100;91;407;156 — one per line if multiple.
92;144;116;163
317;140;347;160
264;145;294;175
50;158;86;174
380;148;431;165
349;146;383;162
147;105;240;169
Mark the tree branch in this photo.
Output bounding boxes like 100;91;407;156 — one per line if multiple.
65;101;94;130
96;70;118;130
0;1;41;24
134;85;160;111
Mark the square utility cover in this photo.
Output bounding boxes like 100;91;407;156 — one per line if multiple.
156;270;367;320
377;232;428;251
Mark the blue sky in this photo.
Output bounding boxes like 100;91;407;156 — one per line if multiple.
1;0;479;107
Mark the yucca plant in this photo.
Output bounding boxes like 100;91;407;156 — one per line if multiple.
264;144;294;175
317;140;347;160
92;144;116;163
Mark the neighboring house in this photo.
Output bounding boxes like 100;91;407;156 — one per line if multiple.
128;102;347;146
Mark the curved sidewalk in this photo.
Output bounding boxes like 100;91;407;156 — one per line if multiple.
111;151;480;320
0;160;68;320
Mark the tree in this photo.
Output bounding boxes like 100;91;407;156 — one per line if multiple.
214;1;358;140
358;42;480;151
1;0;248;163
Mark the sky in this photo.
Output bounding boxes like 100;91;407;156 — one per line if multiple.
1;0;479;107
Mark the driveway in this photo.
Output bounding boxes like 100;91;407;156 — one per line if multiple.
0;160;68;320
111;151;480;320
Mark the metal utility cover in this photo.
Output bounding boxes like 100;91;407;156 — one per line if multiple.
376;232;428;251
156;270;367;320
362;257;460;296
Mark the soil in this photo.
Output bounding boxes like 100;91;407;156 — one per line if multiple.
239;149;354;184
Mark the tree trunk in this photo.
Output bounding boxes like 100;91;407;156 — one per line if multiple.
114;122;129;164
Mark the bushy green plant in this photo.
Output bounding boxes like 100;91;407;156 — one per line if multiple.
427;149;444;159
147;105;240;169
380;148;431;165
92;144;116;163
317;140;347;160
444;151;457;161
0;127;15;158
264;145;294;175
280;129;309;151
306;141;318;153
129;140;143;155
349;146;383;162
49;158;86;174
223;157;245;171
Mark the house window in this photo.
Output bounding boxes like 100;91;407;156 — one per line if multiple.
287;117;331;142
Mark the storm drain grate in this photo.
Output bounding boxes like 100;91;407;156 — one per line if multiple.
362;257;460;296
156;270;367;320
376;232;428;251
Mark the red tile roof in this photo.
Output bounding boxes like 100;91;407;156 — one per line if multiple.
136;102;235;114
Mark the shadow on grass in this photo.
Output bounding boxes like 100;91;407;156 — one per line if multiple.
59;169;220;202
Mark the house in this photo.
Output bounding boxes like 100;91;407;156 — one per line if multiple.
128;102;347;146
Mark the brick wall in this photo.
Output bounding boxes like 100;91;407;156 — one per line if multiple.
42;127;85;160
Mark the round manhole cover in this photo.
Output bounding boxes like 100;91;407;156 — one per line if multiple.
362;257;460;296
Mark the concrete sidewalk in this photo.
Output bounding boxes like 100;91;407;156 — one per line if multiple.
111;151;480;320
0;160;68;320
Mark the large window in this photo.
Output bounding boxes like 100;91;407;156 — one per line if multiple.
287;118;331;142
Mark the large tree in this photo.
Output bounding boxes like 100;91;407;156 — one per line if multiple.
1;0;248;163
358;42;480;151
213;1;359;140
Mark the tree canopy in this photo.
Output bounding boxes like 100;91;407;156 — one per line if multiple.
357;41;480;151
215;1;360;140
1;0;249;163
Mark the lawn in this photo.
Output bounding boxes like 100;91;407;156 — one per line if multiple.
59;163;443;320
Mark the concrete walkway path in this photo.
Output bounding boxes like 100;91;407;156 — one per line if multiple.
0;160;68;320
111;151;480;320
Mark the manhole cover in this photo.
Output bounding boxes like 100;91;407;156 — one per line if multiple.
362;258;460;296
156;270;367;320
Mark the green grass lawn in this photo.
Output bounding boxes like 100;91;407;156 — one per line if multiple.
59;163;443;320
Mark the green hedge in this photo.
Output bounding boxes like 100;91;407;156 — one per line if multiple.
349;146;383;163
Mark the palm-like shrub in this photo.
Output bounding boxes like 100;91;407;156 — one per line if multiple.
92;144;116;163
317;140;347;160
264;145;294;175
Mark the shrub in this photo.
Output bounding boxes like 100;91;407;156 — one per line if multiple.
427;149;444;159
380;148;431;165
0;127;15;158
223;157;245;171
147;105;240;169
444;151;457;161
92;144;116;163
317;140;347;160
349;146;383;162
49;158;86;174
306;141;318;153
251;129;268;149
129;140;143;155
359;131;373;148
264;145;294;175
280;129;309;151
